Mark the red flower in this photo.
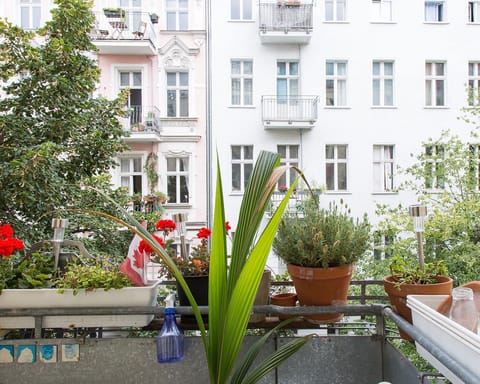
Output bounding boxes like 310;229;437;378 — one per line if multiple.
0;223;25;258
197;227;211;239
225;222;231;232
138;234;164;255
155;219;176;232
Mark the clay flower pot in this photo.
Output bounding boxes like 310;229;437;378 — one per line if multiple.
271;292;297;320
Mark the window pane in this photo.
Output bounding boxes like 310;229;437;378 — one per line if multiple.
372;62;380;76
167;72;176;86
338;163;347;189
337;145;347;159
231;79;240;104
384;62;393;75
244;163;253;187
425;62;432;76
232;146;241;160
325;0;333;20
179;13;188;30
168;176;177;203
167;12;176;30
326;80;334;106
232;164;241;190
167;90;176;116
436;80;444;105
180;176;189;203
244;145;253;159
277;145;286;157
120;72;129;86
167;158;176;171
32;6;41;29
231;60;241;74
133;158;142;172
372;79;380;105
326;62;334;76
244;0;252;19
384;79;393;105
180;90;189;116
277;62;286;76
244;61;253;74
244;79;253;104
337;80;346;105
326;145;334;159
289;62;299;76
120;159;129;172
435;63;444;75
180;72;189;86
133;72;142;87
326;163;334;189
290;145;298;158
337;63;346;76
231;0;240;19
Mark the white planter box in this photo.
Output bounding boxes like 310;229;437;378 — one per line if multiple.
0;280;160;329
407;294;480;384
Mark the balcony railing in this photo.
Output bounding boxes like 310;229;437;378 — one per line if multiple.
259;2;313;44
121;105;161;135
262;95;318;129
91;10;158;54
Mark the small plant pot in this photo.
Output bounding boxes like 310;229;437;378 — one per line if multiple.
271;292;297;320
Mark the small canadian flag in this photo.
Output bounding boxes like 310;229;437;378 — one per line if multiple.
120;221;149;286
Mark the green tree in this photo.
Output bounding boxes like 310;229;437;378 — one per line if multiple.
367;126;480;286
0;0;129;248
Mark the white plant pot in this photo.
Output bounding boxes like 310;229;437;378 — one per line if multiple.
407;294;480;384
0;280;160;329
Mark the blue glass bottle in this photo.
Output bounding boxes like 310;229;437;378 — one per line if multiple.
156;294;184;363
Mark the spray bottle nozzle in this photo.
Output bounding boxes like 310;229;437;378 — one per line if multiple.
165;293;176;309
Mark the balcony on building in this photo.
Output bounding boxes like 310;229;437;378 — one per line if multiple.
259;1;313;44
91;10;158;55
262;95;318;129
121;105;161;142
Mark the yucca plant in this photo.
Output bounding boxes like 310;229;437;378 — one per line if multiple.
73;150;312;383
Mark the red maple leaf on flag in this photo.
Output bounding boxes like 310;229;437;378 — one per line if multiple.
133;248;145;269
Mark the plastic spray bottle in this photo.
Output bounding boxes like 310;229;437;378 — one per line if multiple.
156;293;184;363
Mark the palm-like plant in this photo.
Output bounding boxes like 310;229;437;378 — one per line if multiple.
74;150;312;383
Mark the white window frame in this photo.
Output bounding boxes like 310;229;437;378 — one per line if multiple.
424;144;445;190
277;61;299;103
119;156;144;195
231;59;253;106
325;144;348;191
20;0;41;30
231;145;254;192
166;0;188;31
469;1;480;23
326;61;347;106
371;0;392;22
468;62;480;106
166;155;190;204
230;0;253;21
325;0;347;22
424;0;445;22
373;145;395;192
425;61;446;107
277;144;300;188
373;231;394;260
372;61;394;106
166;71;189;117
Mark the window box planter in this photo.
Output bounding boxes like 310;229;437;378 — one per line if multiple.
0;280;160;329
407;294;480;383
103;8;125;19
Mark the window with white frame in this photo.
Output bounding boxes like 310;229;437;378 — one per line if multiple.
425;61;445;106
120;0;142;32
120;157;143;195
373;145;395;192
277;145;299;188
120;71;143;124
167;72;189;117
469;1;480;22
277;61;299;103
468;144;480;189
231;60;253;106
326;61;347;106
20;0;41;30
424;1;445;22
231;145;253;192
167;156;189;203
372;61;394;106
325;144;347;191
373;231;394;260
325;0;347;21
424;144;445;189
231;0;252;20
371;0;392;22
166;0;188;31
468;62;480;106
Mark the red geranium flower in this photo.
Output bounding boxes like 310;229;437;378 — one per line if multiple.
225;221;231;232
139;234;165;255
155;219;176;232
197;227;211;239
0;223;25;258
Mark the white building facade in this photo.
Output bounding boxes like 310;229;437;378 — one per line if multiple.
209;0;479;242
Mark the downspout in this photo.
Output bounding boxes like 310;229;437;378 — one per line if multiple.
206;0;212;229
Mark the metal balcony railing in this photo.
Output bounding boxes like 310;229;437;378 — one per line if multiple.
121;105;161;134
259;2;313;34
91;10;158;44
262;96;318;124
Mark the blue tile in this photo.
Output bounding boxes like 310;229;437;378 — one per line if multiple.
18;345;36;363
0;345;14;363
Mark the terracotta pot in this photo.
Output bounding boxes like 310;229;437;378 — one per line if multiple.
287;263;353;323
271;292;297;320
250;270;271;323
383;275;453;342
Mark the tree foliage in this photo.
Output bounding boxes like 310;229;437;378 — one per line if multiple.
0;0;129;249
366;120;480;285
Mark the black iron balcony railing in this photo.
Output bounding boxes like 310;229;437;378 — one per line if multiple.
259;2;313;34
121;105;161;134
262;96;318;125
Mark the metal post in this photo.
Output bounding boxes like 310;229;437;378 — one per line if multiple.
409;205;427;271
173;213;188;262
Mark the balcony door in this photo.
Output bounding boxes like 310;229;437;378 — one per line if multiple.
120;0;143;32
120;71;143;124
276;61;300;120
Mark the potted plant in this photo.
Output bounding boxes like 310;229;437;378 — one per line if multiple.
149;13;159;24
103;8;125;19
0;223;160;329
273;198;371;323
81;150;313;383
